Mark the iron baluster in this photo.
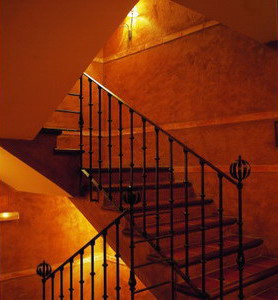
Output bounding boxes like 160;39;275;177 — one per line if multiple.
142;118;147;236
80;250;84;300
183;149;190;278
103;230;108;300
60;268;64;299
200;160;206;294
154;127;160;250
42;278;46;300
69;258;74;300
38;212;129;300
129;109;134;188
51;274;55;300
237;181;244;300
98;86;103;195
118;101;123;210
108;93;112;201
126;189;137;300
88;78;93;201
169;138;175;300
79;76;84;191
218;173;224;300
115;219;121;299
91;241;95;300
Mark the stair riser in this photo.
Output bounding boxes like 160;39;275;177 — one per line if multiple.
107;186;196;207
131;205;216;230
213;273;278;300
185;245;262;279
158;224;237;250
92;170;170;184
57;135;173;167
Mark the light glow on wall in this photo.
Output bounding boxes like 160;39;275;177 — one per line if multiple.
0;212;19;222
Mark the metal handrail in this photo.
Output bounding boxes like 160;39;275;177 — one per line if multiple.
45;210;128;280
83;72;237;186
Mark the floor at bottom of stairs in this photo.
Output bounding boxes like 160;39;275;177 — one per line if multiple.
249;284;278;299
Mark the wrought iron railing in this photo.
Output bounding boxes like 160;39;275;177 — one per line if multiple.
39;73;251;299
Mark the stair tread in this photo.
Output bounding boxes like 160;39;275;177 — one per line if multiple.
148;235;263;267
124;216;237;237
176;256;278;298
44;127;79;132
132;198;213;213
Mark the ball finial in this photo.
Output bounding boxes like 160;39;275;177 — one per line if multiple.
36;261;52;278
123;186;141;205
230;156;251;181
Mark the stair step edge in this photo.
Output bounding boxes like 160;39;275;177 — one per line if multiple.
40;128;63;135
54;148;85;155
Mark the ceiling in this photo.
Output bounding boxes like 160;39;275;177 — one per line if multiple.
0;0;276;140
173;0;277;43
0;0;137;140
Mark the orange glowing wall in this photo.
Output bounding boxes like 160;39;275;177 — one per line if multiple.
98;0;277;257
0;181;96;299
0;181;154;300
44;0;278;256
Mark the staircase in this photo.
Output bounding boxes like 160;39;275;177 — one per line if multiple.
3;73;278;299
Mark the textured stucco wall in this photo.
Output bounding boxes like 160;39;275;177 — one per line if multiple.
100;0;278;257
0;181;96;299
43;0;278;257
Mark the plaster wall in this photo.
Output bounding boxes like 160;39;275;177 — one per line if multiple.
0;181;96;298
43;0;278;257
99;0;278;257
0;182;153;299
0;0;137;140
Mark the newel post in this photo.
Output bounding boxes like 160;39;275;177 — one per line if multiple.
230;156;251;300
36;261;52;300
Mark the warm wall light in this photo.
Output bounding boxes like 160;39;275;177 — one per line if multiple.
126;7;139;40
0;212;19;222
128;7;139;18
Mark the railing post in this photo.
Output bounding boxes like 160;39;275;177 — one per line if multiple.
103;230;108;300
129;109;134;189
88;78;93;201
107;93;113;201
155;127;160;250
123;187;141;300
69;258;74;300
169;138;175;300
118;101;124;211
218;173;224;300
115;219;121;299
59;267;64;299
142;117;147;236
79;76;84;192
90;240;95;300
80;250;84;300
97;86;103;200
230;156;251;300
183;149;190;279
36;261;52;300
200;159;206;295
